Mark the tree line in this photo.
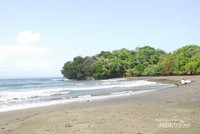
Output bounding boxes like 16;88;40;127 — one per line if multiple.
61;45;200;80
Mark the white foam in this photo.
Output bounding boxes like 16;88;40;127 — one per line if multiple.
0;80;156;102
52;78;69;81
0;88;71;102
0;89;157;113
0;79;160;113
67;80;156;91
101;78;126;82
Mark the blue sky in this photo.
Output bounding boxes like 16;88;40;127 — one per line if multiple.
0;0;200;78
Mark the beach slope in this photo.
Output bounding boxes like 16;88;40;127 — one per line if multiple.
0;76;200;134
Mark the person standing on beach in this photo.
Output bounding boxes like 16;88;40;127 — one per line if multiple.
176;81;179;87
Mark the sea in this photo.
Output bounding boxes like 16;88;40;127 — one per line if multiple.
0;77;175;113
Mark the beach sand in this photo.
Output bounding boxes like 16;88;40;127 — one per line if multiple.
0;76;200;134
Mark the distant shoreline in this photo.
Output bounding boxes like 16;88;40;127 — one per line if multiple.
65;74;200;81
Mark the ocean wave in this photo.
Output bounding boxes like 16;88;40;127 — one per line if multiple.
0;89;157;113
0;88;71;102
101;78;126;82
0;79;172;113
0;80;156;102
67;80;156;91
51;78;69;81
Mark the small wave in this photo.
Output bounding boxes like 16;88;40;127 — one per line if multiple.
0;89;71;102
0;79;164;113
67;80;156;91
0;89;157;113
52;78;69;81
101;78;126;82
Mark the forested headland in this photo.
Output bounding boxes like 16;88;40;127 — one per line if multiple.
61;45;200;80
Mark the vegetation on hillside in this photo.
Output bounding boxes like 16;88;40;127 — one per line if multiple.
61;45;200;80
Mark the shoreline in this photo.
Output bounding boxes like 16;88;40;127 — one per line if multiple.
0;76;200;134
0;78;172;113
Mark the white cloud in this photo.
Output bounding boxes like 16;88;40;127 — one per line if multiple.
17;31;41;44
0;31;48;63
14;60;51;68
0;31;58;78
0;45;49;64
0;44;52;77
0;46;49;75
1;28;49;65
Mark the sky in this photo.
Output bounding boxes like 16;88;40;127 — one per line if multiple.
0;0;200;78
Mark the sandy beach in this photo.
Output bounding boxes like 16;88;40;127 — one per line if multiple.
0;76;200;134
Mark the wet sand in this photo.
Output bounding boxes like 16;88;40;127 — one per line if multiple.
0;76;200;134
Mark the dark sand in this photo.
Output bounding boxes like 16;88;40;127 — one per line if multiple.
0;76;200;134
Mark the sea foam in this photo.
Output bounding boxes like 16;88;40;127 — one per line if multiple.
0;78;174;113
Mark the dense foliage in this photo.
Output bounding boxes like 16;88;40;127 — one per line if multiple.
61;45;200;80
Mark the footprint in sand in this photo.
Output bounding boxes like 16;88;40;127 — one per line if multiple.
65;123;73;128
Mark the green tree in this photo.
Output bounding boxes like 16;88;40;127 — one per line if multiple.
91;62;110;79
172;45;200;74
143;65;161;76
107;58;123;78
185;55;200;74
132;64;146;76
112;49;134;77
159;54;175;75
125;68;135;77
97;51;113;59
134;46;160;65
90;57;110;79
82;57;96;77
62;45;200;80
61;61;76;79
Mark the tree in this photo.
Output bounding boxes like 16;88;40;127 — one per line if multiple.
143;65;161;76
112;49;134;77
134;46;160;65
172;45;200;74
132;64;146;76
91;62;110;79
125;68;134;77
107;58;123;78
97;51;113;59
185;55;200;74
61;56;94;80
61;61;76;79
62;45;200;80
82;57;96;76
159;54;174;75
90;57;110;79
